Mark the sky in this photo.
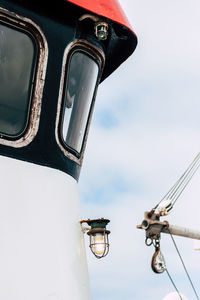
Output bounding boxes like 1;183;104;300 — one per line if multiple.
79;1;200;300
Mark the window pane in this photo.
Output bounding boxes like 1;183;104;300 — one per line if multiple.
62;51;99;154
0;23;36;136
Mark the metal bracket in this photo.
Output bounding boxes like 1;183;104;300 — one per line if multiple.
137;210;168;274
137;210;169;245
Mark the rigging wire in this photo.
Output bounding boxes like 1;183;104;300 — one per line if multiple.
168;231;200;300
154;152;200;210
159;152;200;206
169;154;200;205
165;268;183;300
149;153;200;298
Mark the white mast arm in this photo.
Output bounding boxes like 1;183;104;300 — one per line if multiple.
162;224;200;240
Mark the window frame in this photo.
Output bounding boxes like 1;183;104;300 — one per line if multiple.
56;40;105;165
0;6;48;148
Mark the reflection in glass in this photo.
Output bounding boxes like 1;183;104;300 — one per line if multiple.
0;23;36;136
62;51;99;154
90;232;109;257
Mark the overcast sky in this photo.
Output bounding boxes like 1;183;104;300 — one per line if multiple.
79;1;200;299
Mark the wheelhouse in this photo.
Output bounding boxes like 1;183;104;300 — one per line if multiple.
0;0;137;180
0;7;47;146
56;40;104;163
0;1;138;299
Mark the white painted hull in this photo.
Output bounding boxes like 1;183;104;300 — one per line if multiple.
0;156;90;300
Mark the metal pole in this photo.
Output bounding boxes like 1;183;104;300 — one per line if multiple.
162;224;200;240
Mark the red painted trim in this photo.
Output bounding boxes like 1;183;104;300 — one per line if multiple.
66;0;134;33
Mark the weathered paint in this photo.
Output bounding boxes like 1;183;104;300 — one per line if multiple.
66;0;135;33
0;156;90;300
0;7;48;148
55;39;105;165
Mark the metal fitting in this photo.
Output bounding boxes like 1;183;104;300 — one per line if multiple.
94;21;109;40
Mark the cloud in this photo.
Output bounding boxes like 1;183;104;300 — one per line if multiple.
79;0;200;299
163;292;188;300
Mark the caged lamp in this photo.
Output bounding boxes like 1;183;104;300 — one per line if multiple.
81;218;110;258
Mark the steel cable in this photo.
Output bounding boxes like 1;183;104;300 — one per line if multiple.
165;268;183;300
169;153;200;204
169;231;200;300
154;152;200;210
151;153;200;298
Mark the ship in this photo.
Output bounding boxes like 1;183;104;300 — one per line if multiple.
0;0;137;299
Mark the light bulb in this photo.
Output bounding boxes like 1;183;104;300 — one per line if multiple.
91;233;105;256
81;218;110;258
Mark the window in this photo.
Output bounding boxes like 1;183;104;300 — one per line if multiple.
0;21;37;138
61;50;99;154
